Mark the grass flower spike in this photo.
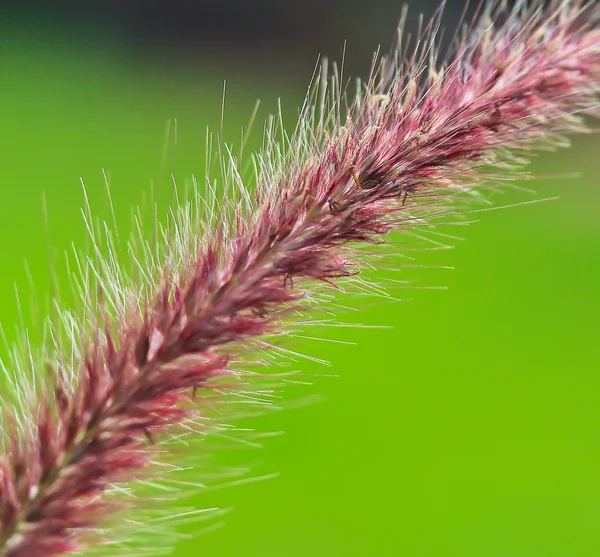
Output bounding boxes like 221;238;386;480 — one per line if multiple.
0;0;599;555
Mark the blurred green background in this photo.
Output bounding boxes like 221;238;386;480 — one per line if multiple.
1;1;600;556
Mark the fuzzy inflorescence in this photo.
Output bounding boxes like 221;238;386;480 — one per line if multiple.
0;1;599;555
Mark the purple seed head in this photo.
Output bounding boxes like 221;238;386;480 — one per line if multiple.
0;1;599;555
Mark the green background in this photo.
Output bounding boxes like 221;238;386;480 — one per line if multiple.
1;26;600;557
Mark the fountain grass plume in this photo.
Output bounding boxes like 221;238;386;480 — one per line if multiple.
0;0;599;555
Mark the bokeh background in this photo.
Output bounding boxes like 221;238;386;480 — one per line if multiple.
1;1;600;555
